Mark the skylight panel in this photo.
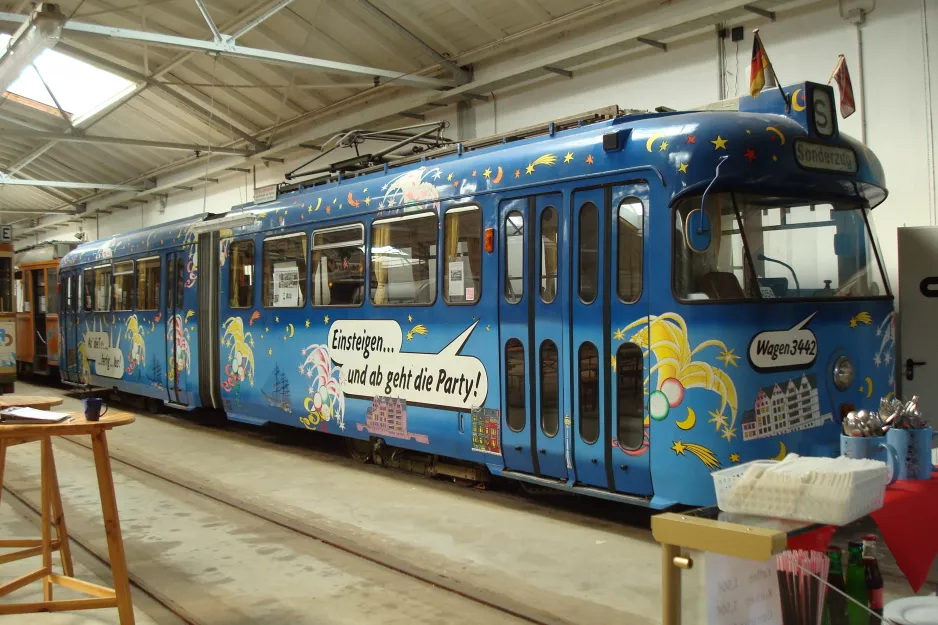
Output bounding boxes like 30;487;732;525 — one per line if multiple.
0;33;135;122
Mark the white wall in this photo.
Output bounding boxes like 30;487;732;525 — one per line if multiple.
32;0;936;291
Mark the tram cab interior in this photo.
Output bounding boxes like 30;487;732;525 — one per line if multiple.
15;241;78;376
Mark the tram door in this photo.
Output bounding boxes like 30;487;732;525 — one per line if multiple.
165;252;187;405
570;183;652;495
499;192;569;480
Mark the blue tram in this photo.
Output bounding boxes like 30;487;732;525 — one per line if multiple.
58;82;894;508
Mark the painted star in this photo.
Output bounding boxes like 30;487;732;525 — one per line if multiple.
678;163;689;174
610;355;617;371
585;154;594;165
305;319;310;328
431;170;442;180
332;197;337;204
659;141;669;151
716;348;740;368
745;129;751;134
386;198;394;207
525;164;535;175
447;172;453;181
485;324;491;331
275;316;279;323
453;180;459;187
325;206;331;214
859;385;865;394
744;148;757;162
483;167;492;178
564;152;574;163
711;135;728;150
613;328;625;340
472;170;477;177
406;332;414;341
708;410;728;430
265;327;270;333
308;205;313;213
364;197;371;206
884;353;893;365
721;427;737;442
772;155;778;162
408;314;413;322
248;337;254;347
729;453;741;464
324;315;330;324
686;135;696;144
671;441;687;456
283;335;287;341
268;348;273;356
514;169;521;178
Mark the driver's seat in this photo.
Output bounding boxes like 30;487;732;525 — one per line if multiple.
697;272;745;300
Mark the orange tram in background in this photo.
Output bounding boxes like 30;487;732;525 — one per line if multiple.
0;228;13;393
12;241;76;383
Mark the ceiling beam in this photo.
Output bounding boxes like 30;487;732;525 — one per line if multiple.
0;128;254;155
0;207;76;214
0;178;148;191
230;0;294;40
0;12;455;90
192;0;223;42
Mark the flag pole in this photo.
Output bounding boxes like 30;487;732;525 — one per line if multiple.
754;29;790;112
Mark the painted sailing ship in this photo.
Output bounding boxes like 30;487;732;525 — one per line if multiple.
263;364;292;413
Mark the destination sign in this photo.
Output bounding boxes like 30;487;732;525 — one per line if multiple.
794;140;858;174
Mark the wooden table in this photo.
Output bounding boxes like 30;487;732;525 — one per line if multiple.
0;409;136;624
0;395;64;411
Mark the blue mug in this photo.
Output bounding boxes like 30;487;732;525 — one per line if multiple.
82;397;108;422
886;426;938;481
840;435;899;485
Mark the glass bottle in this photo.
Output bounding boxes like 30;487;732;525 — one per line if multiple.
846;541;869;625
824;546;848;625
862;535;884;624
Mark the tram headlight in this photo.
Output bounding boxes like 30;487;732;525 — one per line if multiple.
833;356;855;392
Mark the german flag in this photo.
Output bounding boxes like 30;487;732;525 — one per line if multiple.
749;31;772;98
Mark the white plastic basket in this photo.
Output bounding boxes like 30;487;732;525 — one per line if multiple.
712;459;888;525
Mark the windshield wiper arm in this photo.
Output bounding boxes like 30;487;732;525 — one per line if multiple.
758;253;801;296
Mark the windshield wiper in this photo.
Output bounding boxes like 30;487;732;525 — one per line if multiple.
757;253;801;296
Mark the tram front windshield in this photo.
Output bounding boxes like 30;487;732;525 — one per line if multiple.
673;192;888;301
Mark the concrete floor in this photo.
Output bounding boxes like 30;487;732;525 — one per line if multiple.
0;381;934;624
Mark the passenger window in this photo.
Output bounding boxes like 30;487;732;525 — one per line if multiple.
504;210;524;304
176;258;185;306
83;268;93;312
0;257;12;314
540;340;559;437
443;205;482;304
371;213;437;305
46;269;58;314
616;343;644;449
540;207;558;303
93;265;112;312
14;271;23;313
229;240;255;308
505;338;526;432
311;224;364;307
579;342;599;444
617;197;643;302
113;261;133;312
263;232;307;308
137;257;161;311
578;202;599;303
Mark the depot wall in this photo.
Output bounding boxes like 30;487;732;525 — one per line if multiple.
33;0;935;292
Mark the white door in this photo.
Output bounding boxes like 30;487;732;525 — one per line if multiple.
898;226;938;400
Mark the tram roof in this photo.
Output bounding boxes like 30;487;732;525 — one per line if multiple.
62;81;886;269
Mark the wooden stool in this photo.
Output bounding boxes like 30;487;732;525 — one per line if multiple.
0;409;136;624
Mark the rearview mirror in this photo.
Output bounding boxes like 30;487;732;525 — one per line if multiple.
685;209;712;252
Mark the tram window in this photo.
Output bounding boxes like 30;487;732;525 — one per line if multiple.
505;338;526;432
229;240;255;309
578;342;600;444
443;205;482;305
14;271;23;313
46;269;58;314
93;265;112;312
616;343;644;449
578;202;599;303
540;340;559;437
68;274;78;313
136;257;161;311
0;257;11;313
371;213;437;306
540;207;558;303
311;224;364;307
176;258;185;306
83;268;93;312
617;197;644;302
113;261;134;312
504;210;523;304
263;232;307;308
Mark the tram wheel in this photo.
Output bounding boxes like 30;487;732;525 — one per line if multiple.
346;438;374;464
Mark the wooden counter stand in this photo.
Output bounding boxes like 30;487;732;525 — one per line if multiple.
0;409;136;624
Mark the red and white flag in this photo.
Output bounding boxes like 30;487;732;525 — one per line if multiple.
828;55;856;118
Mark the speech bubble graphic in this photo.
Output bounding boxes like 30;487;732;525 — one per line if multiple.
83;331;125;378
327;320;488;410
747;312;819;373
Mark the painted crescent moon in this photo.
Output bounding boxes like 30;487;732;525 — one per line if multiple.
771;441;787;461
492;167;503;184
864;377;874;399
314;198;322;211
645;133;664;152
791;89;806;112
287;323;295;338
675;407;696;430
765;126;786;144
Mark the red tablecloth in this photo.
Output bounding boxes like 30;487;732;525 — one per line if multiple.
788;471;938;592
